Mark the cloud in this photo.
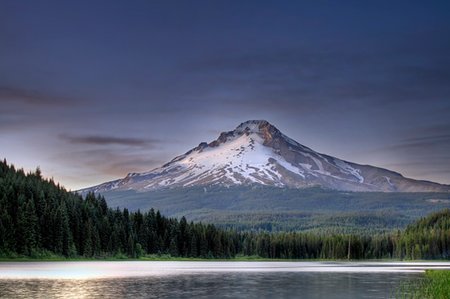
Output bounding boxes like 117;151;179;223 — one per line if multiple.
177;34;450;113
385;137;450;152
0;85;73;106
377;123;450;183
383;123;450;155
59;134;160;147
53;147;165;186
0;85;82;132
401;135;450;146
173;47;354;118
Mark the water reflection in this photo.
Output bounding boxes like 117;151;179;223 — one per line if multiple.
0;271;419;299
1;261;448;298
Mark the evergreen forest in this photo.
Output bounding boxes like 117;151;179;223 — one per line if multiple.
1;160;449;260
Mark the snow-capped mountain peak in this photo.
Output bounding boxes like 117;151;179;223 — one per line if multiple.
81;120;450;193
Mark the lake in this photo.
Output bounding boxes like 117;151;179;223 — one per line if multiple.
1;261;449;298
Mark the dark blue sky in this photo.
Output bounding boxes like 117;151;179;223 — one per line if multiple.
1;0;449;189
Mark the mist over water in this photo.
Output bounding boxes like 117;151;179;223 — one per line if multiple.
1;261;449;298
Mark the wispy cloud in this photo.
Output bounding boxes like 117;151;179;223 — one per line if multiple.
0;85;80;132
377;124;450;183
53;148;165;187
0;85;72;106
59;134;160;147
179;35;450;110
385;124;450;152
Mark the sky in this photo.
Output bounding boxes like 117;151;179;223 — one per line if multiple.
1;0;450;190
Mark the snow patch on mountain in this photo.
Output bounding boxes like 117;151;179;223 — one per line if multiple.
138;130;306;188
334;159;364;183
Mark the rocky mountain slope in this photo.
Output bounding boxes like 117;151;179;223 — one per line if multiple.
81;120;449;193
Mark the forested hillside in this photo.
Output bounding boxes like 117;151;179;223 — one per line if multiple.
100;186;450;234
399;209;450;259
0;160;236;258
0;160;449;260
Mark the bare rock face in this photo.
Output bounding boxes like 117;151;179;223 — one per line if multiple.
80;120;450;193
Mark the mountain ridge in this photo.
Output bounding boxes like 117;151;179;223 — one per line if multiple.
80;120;450;193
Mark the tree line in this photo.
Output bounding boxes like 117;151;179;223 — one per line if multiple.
0;160;449;260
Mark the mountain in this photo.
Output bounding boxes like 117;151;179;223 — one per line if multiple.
81;120;449;193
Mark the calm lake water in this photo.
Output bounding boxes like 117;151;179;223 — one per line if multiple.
1;261;449;298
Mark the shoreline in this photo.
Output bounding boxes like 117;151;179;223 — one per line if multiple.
1;256;449;263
